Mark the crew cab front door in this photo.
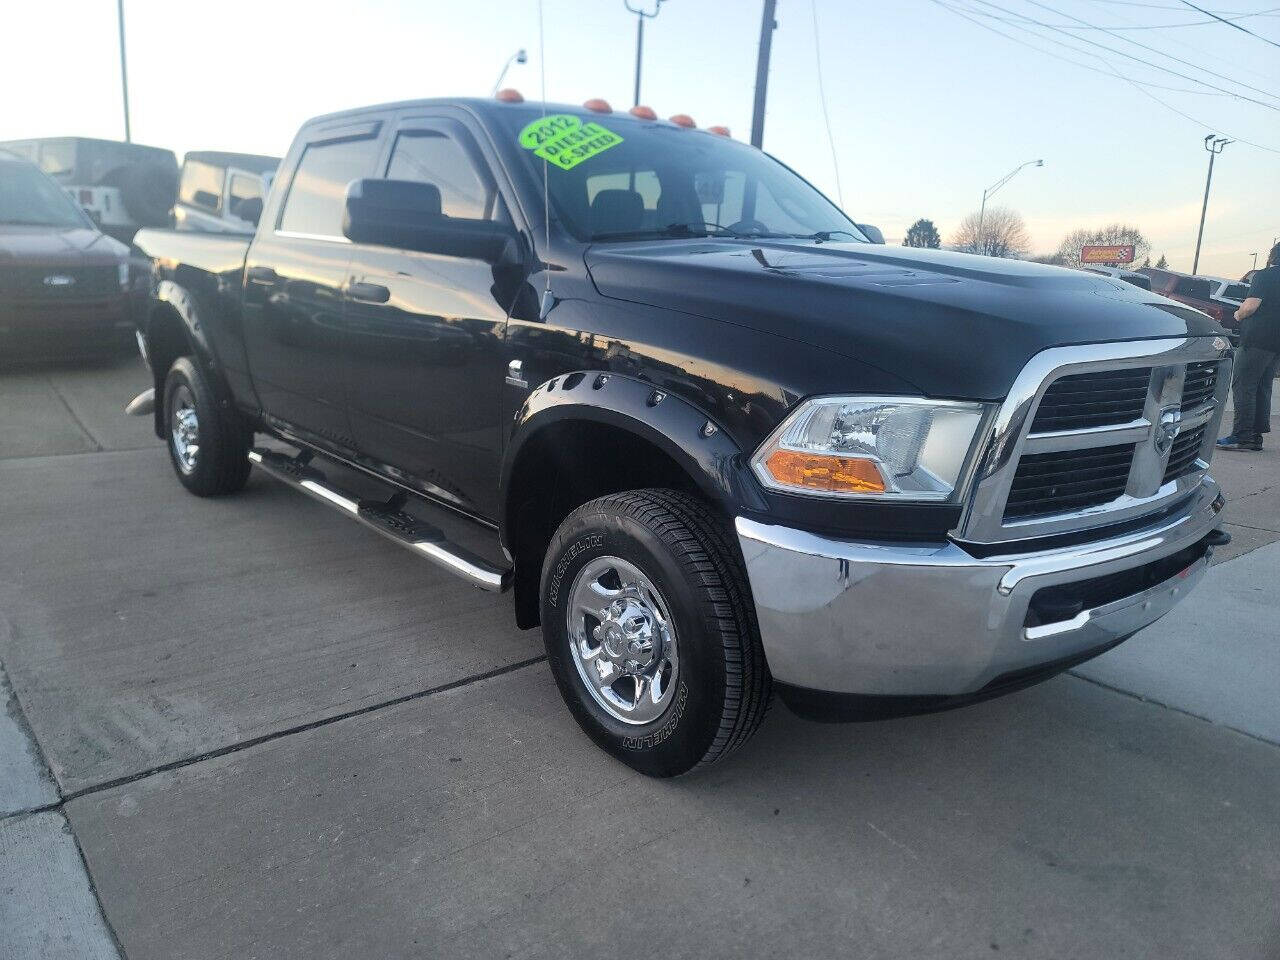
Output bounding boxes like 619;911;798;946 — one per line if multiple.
343;115;513;520
242;120;383;455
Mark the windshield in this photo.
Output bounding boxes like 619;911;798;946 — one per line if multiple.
499;109;864;244
0;162;90;228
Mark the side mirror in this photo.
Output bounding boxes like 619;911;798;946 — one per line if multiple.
342;179;518;264
233;196;263;227
857;223;885;244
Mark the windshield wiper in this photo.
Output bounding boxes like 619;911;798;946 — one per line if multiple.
590;221;742;242
797;230;861;242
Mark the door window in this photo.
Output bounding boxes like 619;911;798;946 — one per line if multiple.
228;174;261;216
180;160;223;212
279;135;380;237
386;131;490;220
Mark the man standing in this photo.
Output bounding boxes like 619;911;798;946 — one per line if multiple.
1219;243;1280;452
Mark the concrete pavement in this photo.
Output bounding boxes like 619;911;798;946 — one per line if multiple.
2;357;1279;959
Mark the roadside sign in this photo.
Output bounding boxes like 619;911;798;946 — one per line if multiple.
1081;244;1136;264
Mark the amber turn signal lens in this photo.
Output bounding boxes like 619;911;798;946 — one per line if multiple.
764;450;886;494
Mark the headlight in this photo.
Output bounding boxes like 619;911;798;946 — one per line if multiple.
752;396;988;501
117;262;130;289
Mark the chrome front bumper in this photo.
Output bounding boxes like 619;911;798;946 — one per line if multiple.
736;478;1223;705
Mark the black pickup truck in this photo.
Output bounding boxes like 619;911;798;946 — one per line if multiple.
130;95;1231;776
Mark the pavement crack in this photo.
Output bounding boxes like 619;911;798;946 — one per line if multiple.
56;654;549;806
1066;670;1280;751
44;375;104;452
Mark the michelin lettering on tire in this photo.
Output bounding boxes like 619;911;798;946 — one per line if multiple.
547;532;604;609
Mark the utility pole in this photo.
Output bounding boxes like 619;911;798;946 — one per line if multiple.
1192;135;1230;275
750;0;778;148
117;0;131;142
624;1;666;107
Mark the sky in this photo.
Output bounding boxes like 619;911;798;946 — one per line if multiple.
3;0;1277;278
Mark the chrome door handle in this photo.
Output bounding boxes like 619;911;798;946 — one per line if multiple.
505;359;528;388
346;281;390;304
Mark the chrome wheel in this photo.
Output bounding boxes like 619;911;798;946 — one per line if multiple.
566;555;679;725
170;384;199;474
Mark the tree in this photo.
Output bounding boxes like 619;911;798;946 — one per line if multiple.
1155;253;1168;269
903;218;941;249
949;206;1031;259
1054;223;1151;269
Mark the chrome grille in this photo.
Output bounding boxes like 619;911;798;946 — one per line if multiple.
1180;361;1218;411
1163;424;1207;483
959;337;1232;545
1030;368;1151;432
1004;443;1135;521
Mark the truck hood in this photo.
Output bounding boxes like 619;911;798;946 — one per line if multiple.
584;239;1221;399
0;224;127;268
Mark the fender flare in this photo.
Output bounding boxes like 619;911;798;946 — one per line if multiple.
149;278;217;366
499;371;768;545
145;279;230;435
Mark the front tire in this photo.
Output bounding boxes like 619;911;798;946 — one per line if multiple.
540;489;770;777
163;356;251;496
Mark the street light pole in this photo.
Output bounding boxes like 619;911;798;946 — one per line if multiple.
624;1;666;107
1192;135;1230;275
491;49;527;96
117;0;131;142
750;0;778;148
976;159;1043;255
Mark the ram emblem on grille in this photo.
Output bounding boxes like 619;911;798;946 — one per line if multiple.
1156;406;1181;456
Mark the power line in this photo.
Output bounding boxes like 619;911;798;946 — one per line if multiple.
1083;0;1280;85
946;0;1251;96
967;0;1280;108
932;0;1280;153
980;5;1280;28
1087;0;1278;12
934;0;1230;95
1178;0;1280;46
810;0;844;207
962;0;1280;108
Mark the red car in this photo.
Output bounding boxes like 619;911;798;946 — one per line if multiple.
1140;267;1238;338
0;152;134;360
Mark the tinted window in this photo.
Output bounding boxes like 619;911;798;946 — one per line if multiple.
37;141;76;180
228;174;261;217
1173;277;1212;298
499;108;862;243
1223;283;1249;301
386;132;489;219
279;135;380;237
179;160;222;212
0;161;89;228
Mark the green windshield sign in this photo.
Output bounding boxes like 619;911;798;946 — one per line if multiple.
518;113;623;171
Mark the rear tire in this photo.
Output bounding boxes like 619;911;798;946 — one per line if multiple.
540;489;771;777
162;356;251;496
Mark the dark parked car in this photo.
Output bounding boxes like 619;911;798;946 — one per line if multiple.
0;136;178;244
129;96;1231;776
1141;267;1238;337
0;152;133;360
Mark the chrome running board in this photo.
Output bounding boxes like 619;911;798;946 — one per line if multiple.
248;448;511;592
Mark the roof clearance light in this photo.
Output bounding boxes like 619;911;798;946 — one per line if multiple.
495;88;524;103
583;98;613;113
708;125;731;137
629;105;657;120
669;114;696;128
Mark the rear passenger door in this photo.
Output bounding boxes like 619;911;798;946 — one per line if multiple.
342;113;513;520
242;119;383;454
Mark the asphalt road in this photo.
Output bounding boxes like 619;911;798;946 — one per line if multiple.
2;356;1278;960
